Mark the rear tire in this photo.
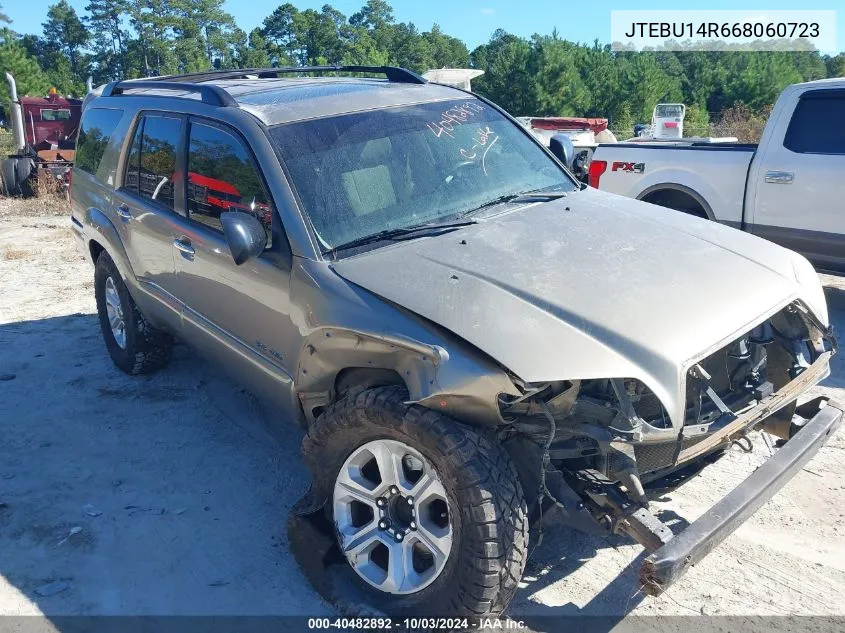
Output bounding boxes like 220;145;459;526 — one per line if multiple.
303;386;528;617
94;252;173;375
1;158;19;196
16;157;34;198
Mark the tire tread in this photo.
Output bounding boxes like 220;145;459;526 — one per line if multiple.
303;385;528;617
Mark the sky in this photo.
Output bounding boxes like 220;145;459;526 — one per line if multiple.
4;0;843;54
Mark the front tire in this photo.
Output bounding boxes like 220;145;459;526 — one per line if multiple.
303;386;528;617
94;252;173;375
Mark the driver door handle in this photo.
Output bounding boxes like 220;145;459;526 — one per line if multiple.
764;170;794;184
173;238;195;257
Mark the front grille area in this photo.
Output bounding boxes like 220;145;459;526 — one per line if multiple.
634;435;708;473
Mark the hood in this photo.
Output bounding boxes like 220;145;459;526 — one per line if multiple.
332;188;811;424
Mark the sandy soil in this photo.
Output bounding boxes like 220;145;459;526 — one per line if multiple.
1;198;844;622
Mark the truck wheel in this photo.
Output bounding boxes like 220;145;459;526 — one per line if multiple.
16;158;34;198
303;386;528;617
94;252;173;375
1;158;19;196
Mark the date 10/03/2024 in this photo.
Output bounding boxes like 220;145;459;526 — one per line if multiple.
307;616;528;630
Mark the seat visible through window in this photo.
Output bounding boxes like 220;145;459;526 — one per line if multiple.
341;138;398;217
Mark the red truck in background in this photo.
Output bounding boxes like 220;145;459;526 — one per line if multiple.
188;171;273;229
1;72;84;197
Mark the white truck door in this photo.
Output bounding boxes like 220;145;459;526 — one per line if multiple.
748;87;845;273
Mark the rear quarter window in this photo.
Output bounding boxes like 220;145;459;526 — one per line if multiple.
76;108;124;176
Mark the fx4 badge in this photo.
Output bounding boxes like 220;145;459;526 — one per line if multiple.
612;161;645;174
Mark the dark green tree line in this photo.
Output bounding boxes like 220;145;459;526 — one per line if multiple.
1;0;843;129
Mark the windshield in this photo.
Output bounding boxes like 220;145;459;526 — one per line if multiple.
270;98;577;250
655;104;684;118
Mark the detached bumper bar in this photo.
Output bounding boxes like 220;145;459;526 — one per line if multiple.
640;397;843;596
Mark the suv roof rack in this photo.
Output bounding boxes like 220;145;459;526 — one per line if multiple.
151;65;428;86
100;66;426;108
100;80;238;107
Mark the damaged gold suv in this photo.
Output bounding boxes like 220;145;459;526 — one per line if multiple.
70;66;841;616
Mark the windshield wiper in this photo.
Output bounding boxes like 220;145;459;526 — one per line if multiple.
329;219;477;253
458;189;569;218
512;189;569;201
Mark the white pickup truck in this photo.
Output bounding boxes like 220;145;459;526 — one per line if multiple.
590;78;845;273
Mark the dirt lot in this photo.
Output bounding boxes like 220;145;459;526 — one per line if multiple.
2;197;844;622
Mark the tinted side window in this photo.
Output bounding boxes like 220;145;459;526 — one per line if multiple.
139;117;181;209
76;108;123;175
784;93;845;154
122;115;181;210
187;122;272;246
123;119;143;193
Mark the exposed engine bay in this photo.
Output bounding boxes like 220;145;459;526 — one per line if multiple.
497;300;835;558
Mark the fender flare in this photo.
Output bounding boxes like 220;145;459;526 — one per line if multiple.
294;326;519;428
85;208;137;287
294;327;445;423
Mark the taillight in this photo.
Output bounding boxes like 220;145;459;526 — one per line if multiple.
588;160;607;188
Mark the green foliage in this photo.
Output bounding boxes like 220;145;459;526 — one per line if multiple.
1;0;843;131
0;28;51;107
611;102;635;138
471;30;539;116
684;104;710;137
42;0;89;78
826;54;845;78
712;103;773;142
470;33;841;129
0;128;14;157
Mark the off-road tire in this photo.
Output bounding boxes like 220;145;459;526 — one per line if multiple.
94;252;173;375
303;386;528;617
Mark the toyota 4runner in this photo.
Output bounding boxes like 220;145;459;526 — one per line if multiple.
70;65;841;617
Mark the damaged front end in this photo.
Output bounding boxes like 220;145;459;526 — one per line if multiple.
499;300;839;594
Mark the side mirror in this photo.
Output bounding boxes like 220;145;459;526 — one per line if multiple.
220;211;267;265
549;133;575;169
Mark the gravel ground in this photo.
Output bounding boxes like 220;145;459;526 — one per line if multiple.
1;198;844;622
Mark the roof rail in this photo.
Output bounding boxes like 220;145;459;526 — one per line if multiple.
100;80;238;107
150;65;428;85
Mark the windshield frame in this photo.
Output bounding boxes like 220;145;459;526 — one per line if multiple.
268;92;581;260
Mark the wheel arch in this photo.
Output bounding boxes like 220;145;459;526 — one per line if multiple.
637;183;714;220
295;328;444;424
84;207;137;286
294;327;519;428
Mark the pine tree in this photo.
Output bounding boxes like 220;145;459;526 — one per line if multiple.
86;0;128;80
0;29;51;107
42;0;89;79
